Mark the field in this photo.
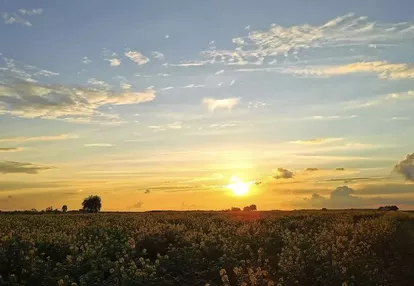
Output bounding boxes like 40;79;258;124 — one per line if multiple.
1;211;414;286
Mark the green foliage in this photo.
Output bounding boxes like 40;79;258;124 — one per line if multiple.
0;211;414;285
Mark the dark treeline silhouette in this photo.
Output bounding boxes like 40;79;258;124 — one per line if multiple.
221;204;258;212
378;205;399;211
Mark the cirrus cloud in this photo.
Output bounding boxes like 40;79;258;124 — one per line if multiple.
203;97;240;111
0;80;155;123
0;161;52;174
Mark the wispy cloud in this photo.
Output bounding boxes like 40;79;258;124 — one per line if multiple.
108;58;121;67
0;147;23;152
387;90;414;100
120;82;131;90
0;161;52;174
160;86;174;91
203;97;240;111
305;115;357;120
151;51;165;60
82;56;91;65
84;143;114;147
125;50;150;65
18;9;43;15
201;14;414;66
179;84;204;89
0;57;58;82
148;122;183;132
1;8;43;27
290;138;343;145
87;78;111;89
102;49;121;66
285;62;414;80
215;69;224;75
169;60;209;67
0;80;155;123
0;134;78;144
392;116;410;120
130;201;144;209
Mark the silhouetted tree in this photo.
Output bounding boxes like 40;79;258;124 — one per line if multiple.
82;195;102;213
243;204;257;211
45;206;53;212
231;207;241;211
378;205;399;211
62;205;68;213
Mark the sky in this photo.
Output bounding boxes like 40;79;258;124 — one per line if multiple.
1;0;414;211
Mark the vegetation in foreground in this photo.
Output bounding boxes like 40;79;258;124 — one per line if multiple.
1;210;414;286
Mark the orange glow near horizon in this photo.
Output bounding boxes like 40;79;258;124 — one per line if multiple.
226;175;254;196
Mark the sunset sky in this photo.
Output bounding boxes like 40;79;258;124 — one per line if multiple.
1;0;414;211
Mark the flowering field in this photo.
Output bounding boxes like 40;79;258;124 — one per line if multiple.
1;211;414;286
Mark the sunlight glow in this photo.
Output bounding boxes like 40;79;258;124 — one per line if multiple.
227;175;253;196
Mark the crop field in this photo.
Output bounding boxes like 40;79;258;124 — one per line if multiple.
1;211;414;286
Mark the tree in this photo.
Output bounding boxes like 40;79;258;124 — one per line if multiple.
378;205;399;211
62;205;68;213
231;207;241;211
82;195;102;213
243;204;257;211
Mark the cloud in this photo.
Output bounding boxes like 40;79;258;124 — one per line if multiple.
180;84;205;89
130;201;144;209
290;138;343;145
0;161;52;174
160;86;174;91
144;189;151;194
336;168;346;171
87;78;111;89
120;82;131;90
125;50;150;65
327;177;380;183
215;69;224;75
201;14;414;66
0;147;23;152
287;61;414;80
169;60;209;67
1;12;32;27
148;121;183;132
1;58;58;82
203;97;240;111
84;143;114;147
102;49;121;66
82;56;91;65
392;117;410;120
305;115;357;120
0;80;155;123
151;51;165;60
305;168;319;172
394;153;414;181
387;90;414;100
18;9;43;15
0;134;78;144
304;184;414;209
273;168;294;179
331;185;355;197
108;58;121;66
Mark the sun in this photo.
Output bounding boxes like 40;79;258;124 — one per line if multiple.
227;175;253;196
